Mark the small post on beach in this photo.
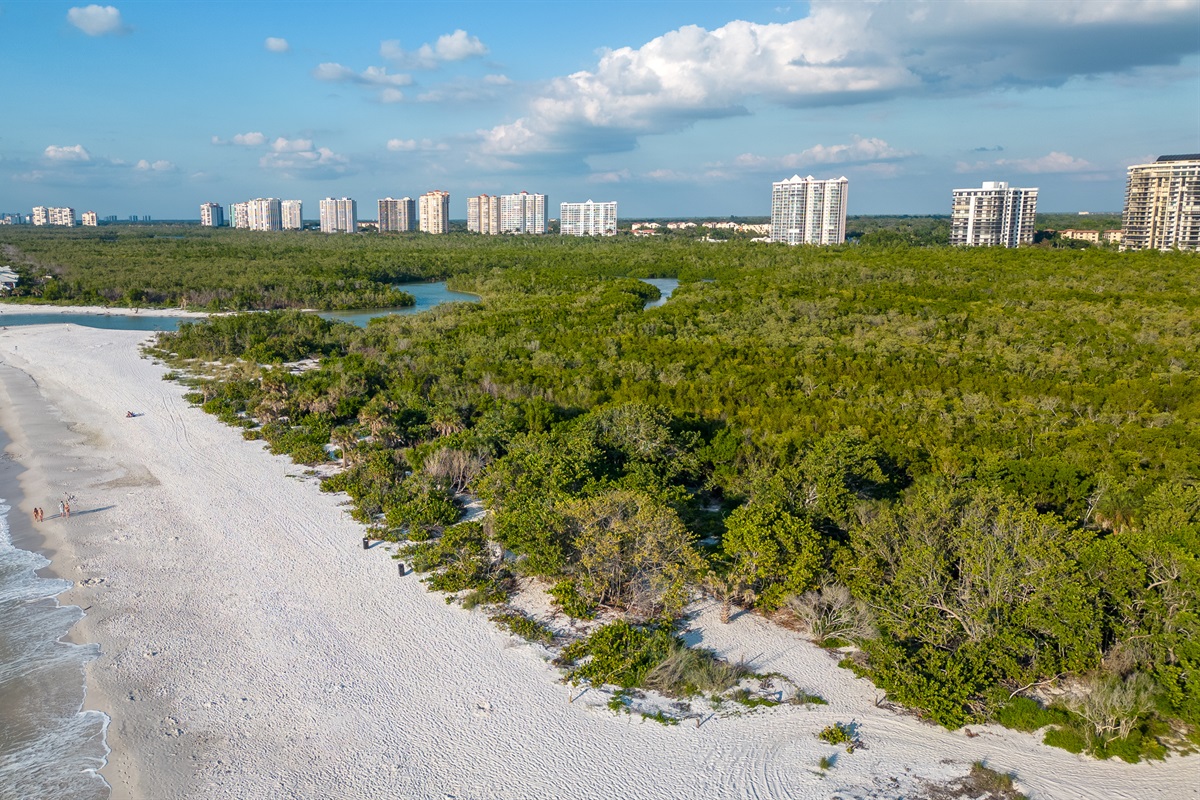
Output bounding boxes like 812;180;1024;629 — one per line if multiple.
362;537;370;550
397;562;406;576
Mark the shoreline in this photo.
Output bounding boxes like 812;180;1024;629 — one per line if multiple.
0;322;1195;799
0;303;209;319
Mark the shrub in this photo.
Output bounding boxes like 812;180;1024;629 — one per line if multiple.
786;583;875;646
818;723;853;745
549;579;595;620
1043;725;1088;754
558;621;676;689
490;611;556;645
993;696;1074;732
644;642;750;697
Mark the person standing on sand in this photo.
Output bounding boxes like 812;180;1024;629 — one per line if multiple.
58;500;65;519
64;499;70;518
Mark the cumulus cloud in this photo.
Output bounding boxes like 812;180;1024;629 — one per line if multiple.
313;62;412;86
477;0;1199;163
134;159;175;172
67;4;126;36
956;151;1096;174
731;137;913;172
380;29;488;69
211;132;267;146
259;139;349;177
44;144;91;162
386;138;449;152
264;37;289;53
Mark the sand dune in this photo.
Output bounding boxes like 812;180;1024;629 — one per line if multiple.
0;320;1195;799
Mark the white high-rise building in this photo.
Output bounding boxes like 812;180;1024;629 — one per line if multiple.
769;175;848;245
500;191;546;234
378;197;416;232
419;190;450;234
32;206;76;226
31;207;49;226
81;211;98;227
200;202;224;227
230;202;250;229
281;200;303;230
246;198;282;231
560;200;617;236
1121;155;1200;252
949;181;1038;247
319;197;357;233
467;195;500;234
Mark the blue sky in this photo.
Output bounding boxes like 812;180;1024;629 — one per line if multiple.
1;0;1197;219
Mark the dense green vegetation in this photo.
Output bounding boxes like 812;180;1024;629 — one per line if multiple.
143;233;1199;758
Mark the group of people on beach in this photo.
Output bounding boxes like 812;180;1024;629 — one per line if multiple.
31;498;70;522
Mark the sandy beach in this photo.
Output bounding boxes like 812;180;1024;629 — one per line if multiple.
1;318;1197;799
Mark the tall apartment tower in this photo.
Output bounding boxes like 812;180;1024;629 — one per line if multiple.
378;197;416;232
500;191;546;234
229;202;250;229
200;202;225;227
1121;154;1200;252
281;200;303;230
467;195;500;234
246;198;282;231
419;190;450;234
560;200;617;236
769;175;848;245
32;206;76;226
949;181;1038;247
319;197;357;233
81;211;98;227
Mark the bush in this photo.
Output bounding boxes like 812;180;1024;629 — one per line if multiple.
491;611;556;645
644;641;750;697
558;621;676;689
818;722;853;745
1043;725;1087;754
549;579;595;620
993;696;1074;732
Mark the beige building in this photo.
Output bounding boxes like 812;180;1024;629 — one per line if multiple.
419;190;450;234
467;194;500;234
1059;228;1100;244
769;175;848;245
1121;155;1200;251
200;202;224;227
281;200;303;230
81;211;98;227
500;191;546;234
32;206;76;226
949;181;1038;247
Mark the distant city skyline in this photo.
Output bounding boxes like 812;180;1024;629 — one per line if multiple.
1;1;1197;219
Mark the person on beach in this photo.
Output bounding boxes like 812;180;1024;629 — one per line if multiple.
64;500;71;518
58;500;65;518
33;508;38;523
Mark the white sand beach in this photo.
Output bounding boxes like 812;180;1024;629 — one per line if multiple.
1;319;1196;799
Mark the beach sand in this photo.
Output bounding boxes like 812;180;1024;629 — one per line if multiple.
0;320;1196;799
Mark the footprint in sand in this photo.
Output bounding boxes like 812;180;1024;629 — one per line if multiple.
473;699;494;717
81;577;106;586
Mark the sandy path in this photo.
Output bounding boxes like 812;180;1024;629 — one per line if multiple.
0;322;1196;800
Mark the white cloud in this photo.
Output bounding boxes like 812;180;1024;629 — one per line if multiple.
313;62;412;86
380;29;488;69
44;144;91;162
956;151;1096;174
732;137;913;172
386;138;449;152
271;137;313;153
380;88;405;103
67;4;126;36
483;74;512;86
264;37;289;53
134;159;175;172
478;1;1200;162
234;132;267;146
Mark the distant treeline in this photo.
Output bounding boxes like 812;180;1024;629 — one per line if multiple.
148;239;1200;760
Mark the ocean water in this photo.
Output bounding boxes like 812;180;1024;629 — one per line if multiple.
0;499;109;799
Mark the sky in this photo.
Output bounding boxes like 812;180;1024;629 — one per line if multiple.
1;0;1198;219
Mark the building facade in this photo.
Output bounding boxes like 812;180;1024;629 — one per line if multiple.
560;200;617;236
419;191;450;234
1122;155;1200;252
769;175;848;245
500;191;546;234
81;211;98;227
949;181;1038;247
378;197;416;233
247;198;282;231
32;206;76;227
200;202;224;228
467;195;500;234
281;200;303;230
319;197;357;233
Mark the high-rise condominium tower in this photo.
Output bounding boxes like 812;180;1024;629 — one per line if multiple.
200;202;225;227
500;191;546;234
949;181;1038;247
1122;155;1200;252
229;202;249;229
378;197;416;233
467;195;500;234
81;211;98;227
281;200;303;230
560;200;617;236
320;197;357;233
246;198;282;231
419;191;451;234
769;175;848;245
